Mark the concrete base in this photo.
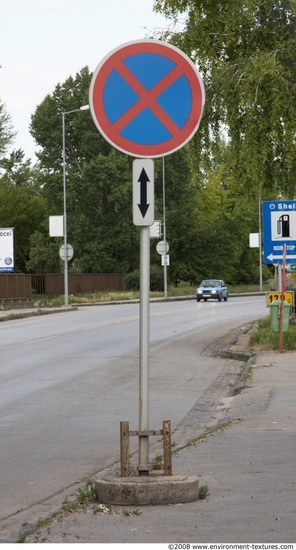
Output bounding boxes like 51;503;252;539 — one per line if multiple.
95;474;199;506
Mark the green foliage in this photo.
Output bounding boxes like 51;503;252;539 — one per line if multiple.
26;231;61;274
154;0;296;198
0;155;47;272
125;270;141;290
0;102;15;158
199;484;210;499
125;266;164;291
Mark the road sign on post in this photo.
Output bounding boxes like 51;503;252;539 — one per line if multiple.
89;39;205;476
89;39;205;158
262;201;296;264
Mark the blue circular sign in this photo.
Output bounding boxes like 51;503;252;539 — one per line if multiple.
89;40;205;158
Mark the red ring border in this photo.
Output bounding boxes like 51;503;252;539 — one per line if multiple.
89;40;205;158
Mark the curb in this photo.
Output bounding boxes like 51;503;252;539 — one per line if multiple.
95;474;199;506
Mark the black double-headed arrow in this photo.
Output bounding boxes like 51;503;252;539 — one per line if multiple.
137;168;150;218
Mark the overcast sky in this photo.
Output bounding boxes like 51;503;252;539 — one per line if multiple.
0;0;173;161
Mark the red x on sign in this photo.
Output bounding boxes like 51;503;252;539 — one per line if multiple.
89;40;205;158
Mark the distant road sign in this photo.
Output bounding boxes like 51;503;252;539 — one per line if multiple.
89;39;205;158
59;244;74;261
150;220;161;238
161;254;170;266
156;240;169;255
49;216;64;237
262;201;296;264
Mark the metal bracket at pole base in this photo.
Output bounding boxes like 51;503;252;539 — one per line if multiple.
120;420;172;477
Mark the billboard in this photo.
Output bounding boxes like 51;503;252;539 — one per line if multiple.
0;228;15;272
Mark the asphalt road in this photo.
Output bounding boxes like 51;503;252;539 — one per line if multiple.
0;296;267;529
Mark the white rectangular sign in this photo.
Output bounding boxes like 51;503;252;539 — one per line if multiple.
49;216;64;237
150;220;161;238
133;159;154;226
0;228;15;272
249;232;259;248
161;254;170;266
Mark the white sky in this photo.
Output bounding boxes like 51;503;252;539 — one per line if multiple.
0;0;172;162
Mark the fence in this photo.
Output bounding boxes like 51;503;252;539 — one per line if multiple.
0;274;32;299
42;273;125;296
1;273;125;300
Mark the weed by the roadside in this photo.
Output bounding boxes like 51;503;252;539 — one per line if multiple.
122;509;142;516
151;454;164;464
199;484;210;499
250;316;296;350
173;420;233;455
15;480;99;543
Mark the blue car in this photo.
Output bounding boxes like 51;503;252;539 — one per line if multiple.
196;279;228;302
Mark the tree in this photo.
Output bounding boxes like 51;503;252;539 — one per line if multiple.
30;68;139;274
0;152;47;272
154;0;296;199
70;152;139;273
0;101;15;159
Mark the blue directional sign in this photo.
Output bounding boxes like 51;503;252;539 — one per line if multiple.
262;200;296;264
89;40;205;158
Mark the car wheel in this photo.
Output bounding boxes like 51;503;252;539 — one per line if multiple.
218;295;222;302
204;298;208;302
197;298;201;302
224;295;228;301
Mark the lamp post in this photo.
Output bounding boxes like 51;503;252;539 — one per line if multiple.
62;104;89;307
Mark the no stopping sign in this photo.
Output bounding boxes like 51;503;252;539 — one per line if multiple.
89;39;205;158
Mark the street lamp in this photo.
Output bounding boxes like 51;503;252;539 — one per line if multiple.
62;104;89;307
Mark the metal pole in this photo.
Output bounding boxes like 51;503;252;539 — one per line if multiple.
62;105;89;308
62;112;68;308
259;194;263;292
279;244;287;352
277;264;282;292
139;225;150;474
162;157;167;299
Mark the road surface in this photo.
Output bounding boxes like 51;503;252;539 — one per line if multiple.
0;296;267;533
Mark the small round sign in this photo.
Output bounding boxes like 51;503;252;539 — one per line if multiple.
59;244;74;261
89;39;205;158
156;240;169;255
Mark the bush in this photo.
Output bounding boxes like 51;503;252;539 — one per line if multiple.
150;266;164;291
125;266;164;292
125;270;140;291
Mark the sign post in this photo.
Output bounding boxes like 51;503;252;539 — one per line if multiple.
132;158;154;472
89;39;205;475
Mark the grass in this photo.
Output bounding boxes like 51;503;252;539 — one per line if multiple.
250;316;296;351
33;282;269;307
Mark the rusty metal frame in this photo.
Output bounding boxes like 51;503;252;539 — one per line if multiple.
120;420;172;477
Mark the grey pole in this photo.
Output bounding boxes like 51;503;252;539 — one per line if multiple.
139;225;150;474
162;157;167;299
62;105;89;308
62;112;68;307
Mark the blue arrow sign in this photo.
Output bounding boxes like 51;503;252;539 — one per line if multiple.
262;200;296;264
